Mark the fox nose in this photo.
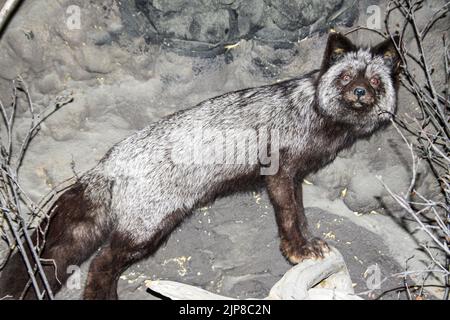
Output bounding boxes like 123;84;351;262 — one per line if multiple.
354;87;366;98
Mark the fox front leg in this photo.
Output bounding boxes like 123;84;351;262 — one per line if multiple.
265;172;329;264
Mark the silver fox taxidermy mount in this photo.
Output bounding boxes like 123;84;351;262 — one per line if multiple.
0;32;401;299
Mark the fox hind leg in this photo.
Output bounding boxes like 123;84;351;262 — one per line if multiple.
83;232;168;300
83;210;186;300
0;182;111;299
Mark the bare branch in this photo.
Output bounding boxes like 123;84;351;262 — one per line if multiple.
0;0;22;34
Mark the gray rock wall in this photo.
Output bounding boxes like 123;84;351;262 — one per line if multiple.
119;0;358;56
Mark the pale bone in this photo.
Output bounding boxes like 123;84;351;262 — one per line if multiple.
145;246;363;300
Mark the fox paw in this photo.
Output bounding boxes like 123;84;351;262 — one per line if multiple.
282;238;330;265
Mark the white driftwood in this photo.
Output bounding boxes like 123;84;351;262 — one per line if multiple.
146;247;362;300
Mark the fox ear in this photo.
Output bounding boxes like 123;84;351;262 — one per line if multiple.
321;32;356;71
372;35;401;72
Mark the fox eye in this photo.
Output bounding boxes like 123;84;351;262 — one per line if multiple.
370;77;380;87
341;73;352;82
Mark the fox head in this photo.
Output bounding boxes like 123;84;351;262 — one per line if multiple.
316;32;401;136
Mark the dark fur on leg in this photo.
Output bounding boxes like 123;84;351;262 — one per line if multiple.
83;210;186;300
294;179;311;238
0;182;112;299
266;171;329;265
